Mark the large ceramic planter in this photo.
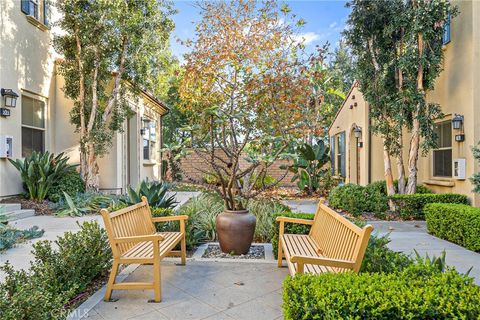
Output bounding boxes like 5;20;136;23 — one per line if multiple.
216;209;256;255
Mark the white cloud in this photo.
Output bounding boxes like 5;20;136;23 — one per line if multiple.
329;22;337;29
295;32;320;45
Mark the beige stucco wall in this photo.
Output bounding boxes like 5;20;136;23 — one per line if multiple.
0;1;167;197
329;84;369;185
0;1;58;196
330;0;480;206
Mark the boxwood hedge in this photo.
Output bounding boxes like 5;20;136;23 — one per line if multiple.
390;193;469;220
283;264;480;320
425;203;480;251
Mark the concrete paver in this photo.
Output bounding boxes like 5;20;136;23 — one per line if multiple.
85;261;288;320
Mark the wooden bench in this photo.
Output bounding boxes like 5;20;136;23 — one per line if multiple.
100;196;187;302
277;200;373;275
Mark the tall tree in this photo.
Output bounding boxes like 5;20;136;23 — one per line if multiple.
345;0;455;197
179;0;312;210
54;0;175;190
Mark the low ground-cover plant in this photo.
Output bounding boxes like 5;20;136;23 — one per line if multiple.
425;203;480;251
0;221;112;319
9;151;77;201
283;263;480;320
390;193;469;220
48;171;85;203
0;224;44;252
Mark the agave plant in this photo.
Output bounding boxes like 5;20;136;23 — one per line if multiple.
283;140;330;195
126;180;178;209
9;151;77;201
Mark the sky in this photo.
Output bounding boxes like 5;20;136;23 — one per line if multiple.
170;0;351;62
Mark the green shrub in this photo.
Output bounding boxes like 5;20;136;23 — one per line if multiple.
177;193;224;248
48;171;85;203
151;207;175;232
125;180;177;209
390;193;469;220
0;221;112;319
8;151;77;201
247;198;291;242
271;211;315;258
360;233;412;273
425;203;480;251
283;264;480;320
328;184;368;216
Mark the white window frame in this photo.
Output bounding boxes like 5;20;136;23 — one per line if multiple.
432;120;452;178
21;94;47;157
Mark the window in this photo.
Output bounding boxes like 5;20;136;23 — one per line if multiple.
142;118;157;160
22;95;45;157
443;14;451;45
433;121;452;177
335;132;345;177
21;0;50;27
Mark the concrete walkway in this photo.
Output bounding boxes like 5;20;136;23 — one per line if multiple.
0;192;199;280
369;221;480;284
83;261;286;320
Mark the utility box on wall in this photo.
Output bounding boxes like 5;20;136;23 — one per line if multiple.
453;158;466;180
0;135;13;158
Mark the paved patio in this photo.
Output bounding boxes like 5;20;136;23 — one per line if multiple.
82;261;287;320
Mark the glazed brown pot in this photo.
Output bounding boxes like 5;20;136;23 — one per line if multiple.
216;209;256;255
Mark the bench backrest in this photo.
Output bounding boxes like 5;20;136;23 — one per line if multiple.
309;201;373;272
100;196;155;257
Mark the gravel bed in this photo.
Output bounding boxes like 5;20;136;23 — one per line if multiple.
202;244;265;259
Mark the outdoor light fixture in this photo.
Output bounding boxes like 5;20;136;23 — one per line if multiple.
354;126;362;139
1;88;18;108
452;114;464;130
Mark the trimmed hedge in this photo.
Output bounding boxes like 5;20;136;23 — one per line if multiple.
271;211;315;259
390;193;468;220
425;203;480;251
283;264;480;320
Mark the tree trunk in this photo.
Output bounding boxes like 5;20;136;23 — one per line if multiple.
396;133;406;194
406;31;425;194
382;140;396;211
82;143;100;191
406;115;420;194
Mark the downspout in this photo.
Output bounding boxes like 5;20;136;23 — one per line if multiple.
368;106;372;184
159;108;169;181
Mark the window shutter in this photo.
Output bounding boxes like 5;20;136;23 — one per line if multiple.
43;0;51;27
443;14;451;45
339;132;346;177
21;0;30;14
330;136;335;175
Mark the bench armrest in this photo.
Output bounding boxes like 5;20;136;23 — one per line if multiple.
151;215;189;222
275;216;314;225
114;234;164;244
290;255;355;272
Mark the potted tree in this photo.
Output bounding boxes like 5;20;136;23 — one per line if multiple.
178;0;312;254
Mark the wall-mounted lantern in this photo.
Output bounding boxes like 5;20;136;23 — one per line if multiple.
452;113;464;130
1;88;19;108
354;126;363;148
452;114;465;142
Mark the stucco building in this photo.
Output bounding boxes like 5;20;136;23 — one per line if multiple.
329;0;480;207
0;0;168;198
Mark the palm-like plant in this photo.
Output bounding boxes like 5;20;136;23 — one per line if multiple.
9;152;77;201
284;140;330;195
126;180;178;209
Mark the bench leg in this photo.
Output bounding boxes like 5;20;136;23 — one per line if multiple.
153;260;162;302
277;238;284;267
180;235;187;265
104;260;119;301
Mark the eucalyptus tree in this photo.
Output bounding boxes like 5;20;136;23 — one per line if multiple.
54;0;175;190
345;0;456;196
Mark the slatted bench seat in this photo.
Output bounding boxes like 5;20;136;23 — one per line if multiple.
101;196;187;302
277;200;373;275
